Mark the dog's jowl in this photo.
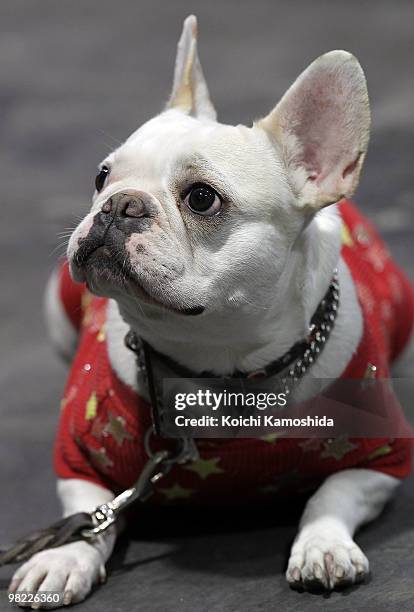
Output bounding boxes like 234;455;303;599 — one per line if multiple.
10;14;414;607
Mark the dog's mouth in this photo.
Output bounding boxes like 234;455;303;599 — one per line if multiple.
73;242;205;317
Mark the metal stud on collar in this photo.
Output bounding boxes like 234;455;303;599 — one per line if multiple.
280;269;340;396
125;331;147;375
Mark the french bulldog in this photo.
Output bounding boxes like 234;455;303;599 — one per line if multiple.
9;14;413;608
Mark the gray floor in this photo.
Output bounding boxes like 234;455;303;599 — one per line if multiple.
1;1;414;610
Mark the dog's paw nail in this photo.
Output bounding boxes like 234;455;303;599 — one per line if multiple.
313;563;324;579
291;567;301;582
354;563;367;579
63;590;73;606
8;580;19;593
335;565;345;579
324;552;335;577
99;565;107;584
324;552;334;566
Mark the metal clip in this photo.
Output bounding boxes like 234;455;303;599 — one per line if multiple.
81;449;170;539
144;427;199;465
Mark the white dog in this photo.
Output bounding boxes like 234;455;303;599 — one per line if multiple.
9;15;414;608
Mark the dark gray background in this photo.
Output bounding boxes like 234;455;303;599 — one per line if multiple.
1;1;414;610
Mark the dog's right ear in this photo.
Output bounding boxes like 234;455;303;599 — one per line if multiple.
258;51;370;211
167;15;217;121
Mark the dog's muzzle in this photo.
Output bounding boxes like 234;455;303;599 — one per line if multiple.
102;191;155;222
73;190;156;269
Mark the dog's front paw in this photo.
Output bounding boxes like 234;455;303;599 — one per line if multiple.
8;541;106;608
286;525;369;590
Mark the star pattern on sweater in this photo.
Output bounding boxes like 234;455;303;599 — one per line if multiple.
103;412;134;446
85;392;98;421
97;326;106;342
356;282;375;313
81;290;92;312
260;431;286;444
388;272;404;303
299;438;322;452
363;242;389;272
184;457;224;480
353;223;371;246
88;447;114;470
341;223;354;247
91;416;106;439
158;484;195;500
60;385;78;411
366;444;392;462
320;436;357;461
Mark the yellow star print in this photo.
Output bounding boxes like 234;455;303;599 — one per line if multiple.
85;392;98;421
366;444;392;462
260;432;286;444
184;457;224;480
158;484;195;500
341;223;354;247
321;436;357;461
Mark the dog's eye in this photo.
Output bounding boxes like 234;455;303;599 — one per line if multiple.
184;184;222;216
95;166;110;192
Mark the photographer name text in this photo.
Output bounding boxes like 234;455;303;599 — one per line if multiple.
175;415;334;428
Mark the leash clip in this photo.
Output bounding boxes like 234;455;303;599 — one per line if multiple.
81;448;171;539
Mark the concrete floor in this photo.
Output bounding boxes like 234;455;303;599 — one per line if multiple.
0;0;414;610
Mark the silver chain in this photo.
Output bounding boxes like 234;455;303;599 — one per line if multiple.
124;269;340;401
280;269;339;396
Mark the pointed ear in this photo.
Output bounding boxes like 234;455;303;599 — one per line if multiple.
167;15;217;121
258;51;370;210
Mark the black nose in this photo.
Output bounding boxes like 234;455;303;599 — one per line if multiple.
102;191;152;219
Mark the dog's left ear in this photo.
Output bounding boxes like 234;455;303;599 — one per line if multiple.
258;51;370;210
167;15;217;121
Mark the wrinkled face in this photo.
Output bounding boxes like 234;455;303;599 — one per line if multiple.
68;110;300;319
68;16;369;334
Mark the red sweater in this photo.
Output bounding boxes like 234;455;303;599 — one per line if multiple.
54;201;414;504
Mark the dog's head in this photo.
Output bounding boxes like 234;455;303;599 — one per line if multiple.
68;15;369;343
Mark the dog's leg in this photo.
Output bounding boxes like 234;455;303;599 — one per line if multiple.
286;468;399;590
44;268;79;362
9;479;117;608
